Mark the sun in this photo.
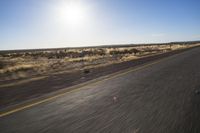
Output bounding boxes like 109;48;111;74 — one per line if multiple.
58;2;87;26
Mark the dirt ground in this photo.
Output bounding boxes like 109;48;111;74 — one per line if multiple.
0;45;199;108
1;43;199;83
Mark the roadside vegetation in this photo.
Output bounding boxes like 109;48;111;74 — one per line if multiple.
0;42;199;81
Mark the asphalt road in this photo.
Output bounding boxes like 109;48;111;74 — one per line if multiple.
0;47;193;109
1;47;200;133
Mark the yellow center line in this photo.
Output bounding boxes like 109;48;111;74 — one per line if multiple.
0;54;176;118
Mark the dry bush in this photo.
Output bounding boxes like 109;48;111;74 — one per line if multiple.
1;43;197;81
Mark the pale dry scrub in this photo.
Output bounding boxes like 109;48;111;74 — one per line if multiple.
0;43;199;81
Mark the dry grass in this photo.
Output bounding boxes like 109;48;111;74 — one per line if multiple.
0;43;199;81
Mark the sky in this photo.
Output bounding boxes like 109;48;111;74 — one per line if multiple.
0;0;200;50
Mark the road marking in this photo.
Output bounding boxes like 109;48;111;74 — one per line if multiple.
0;87;85;117
0;53;178;118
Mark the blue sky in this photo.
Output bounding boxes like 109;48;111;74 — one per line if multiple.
0;0;199;50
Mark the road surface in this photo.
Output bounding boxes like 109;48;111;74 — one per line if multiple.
0;47;191;109
1;47;200;133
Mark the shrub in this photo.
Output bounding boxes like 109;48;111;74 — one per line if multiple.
83;69;90;74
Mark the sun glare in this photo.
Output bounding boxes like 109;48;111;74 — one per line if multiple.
58;2;87;26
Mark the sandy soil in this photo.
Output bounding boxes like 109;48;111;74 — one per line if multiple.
0;43;199;83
